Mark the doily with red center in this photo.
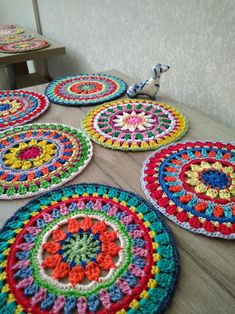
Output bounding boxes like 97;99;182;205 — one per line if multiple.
0;33;34;44
0;124;92;199
141;141;235;239
44;74;127;106
0;39;50;53
0;90;49;131
83;99;188;151
0;184;179;313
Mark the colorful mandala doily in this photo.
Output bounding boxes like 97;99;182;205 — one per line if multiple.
45;74;127;106
0;24;17;30
0;33;34;45
0;183;179;313
0;90;49;131
141;141;235;239
0;124;93;199
0;26;24;36
0;39;50;53
83;99;188;151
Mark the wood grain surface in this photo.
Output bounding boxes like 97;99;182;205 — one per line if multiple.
0;70;234;313
0;25;65;64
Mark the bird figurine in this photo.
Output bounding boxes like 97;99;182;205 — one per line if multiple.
127;63;170;99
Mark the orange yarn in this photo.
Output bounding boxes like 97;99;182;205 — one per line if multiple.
164;177;176;182
172;159;182;165
165;167;178;172
85;261;100;281
208;151;216;157
80;217;92;231
97;253;116;270
69;265;84;286
52;229;66;241
101;242;121;256
213;206;224;217
179;194;193;203
42;254;62;268
195;151;201;157
91;221;107;234
223;153;231;160
169;186;182;192
67;218;80;233
181;154;190;160
195;202;207;212
43;241;61;254
100;230;118;242
52;262;70;279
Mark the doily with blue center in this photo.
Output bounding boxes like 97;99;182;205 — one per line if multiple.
0;184;179;313
44;74;127;106
0;124;92;199
141;141;235;239
0;90;49;131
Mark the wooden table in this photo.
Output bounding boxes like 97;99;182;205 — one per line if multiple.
0;70;234;314
0;26;65;87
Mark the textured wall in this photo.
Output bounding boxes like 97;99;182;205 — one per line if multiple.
37;0;235;128
0;0;36;31
0;0;234;127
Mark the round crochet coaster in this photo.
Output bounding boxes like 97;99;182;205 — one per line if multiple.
0;33;34;44
0;90;49;131
0;24;16;30
0;39;49;53
83;99;188;151
0;124;92;199
45;74;127;106
0;183;179;313
141;141;235;239
0;25;24;36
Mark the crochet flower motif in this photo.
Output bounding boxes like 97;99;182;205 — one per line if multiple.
0;99;20;116
42;217;121;286
186;161;235;200
3;139;57;170
113;111;155;132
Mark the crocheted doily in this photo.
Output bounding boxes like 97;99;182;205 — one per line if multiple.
0;90;49;131
141;141;235;239
0;25;24;36
83;99;188;151
0;39;50;53
0;33;34;45
45;74;127;106
0;183;179;313
0;124;92;199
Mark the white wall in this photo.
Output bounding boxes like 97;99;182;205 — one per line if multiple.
1;0;235;127
0;0;36;31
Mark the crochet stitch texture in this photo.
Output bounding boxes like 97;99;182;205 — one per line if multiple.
0;91;49;131
0;183;179;313
45;74;127;106
141;141;235;239
0;124;93;199
83;99;188;151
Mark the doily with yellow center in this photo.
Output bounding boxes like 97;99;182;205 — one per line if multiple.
83;99;188;151
0;90;49;131
0;123;93;199
141;141;235;239
0;33;34;44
